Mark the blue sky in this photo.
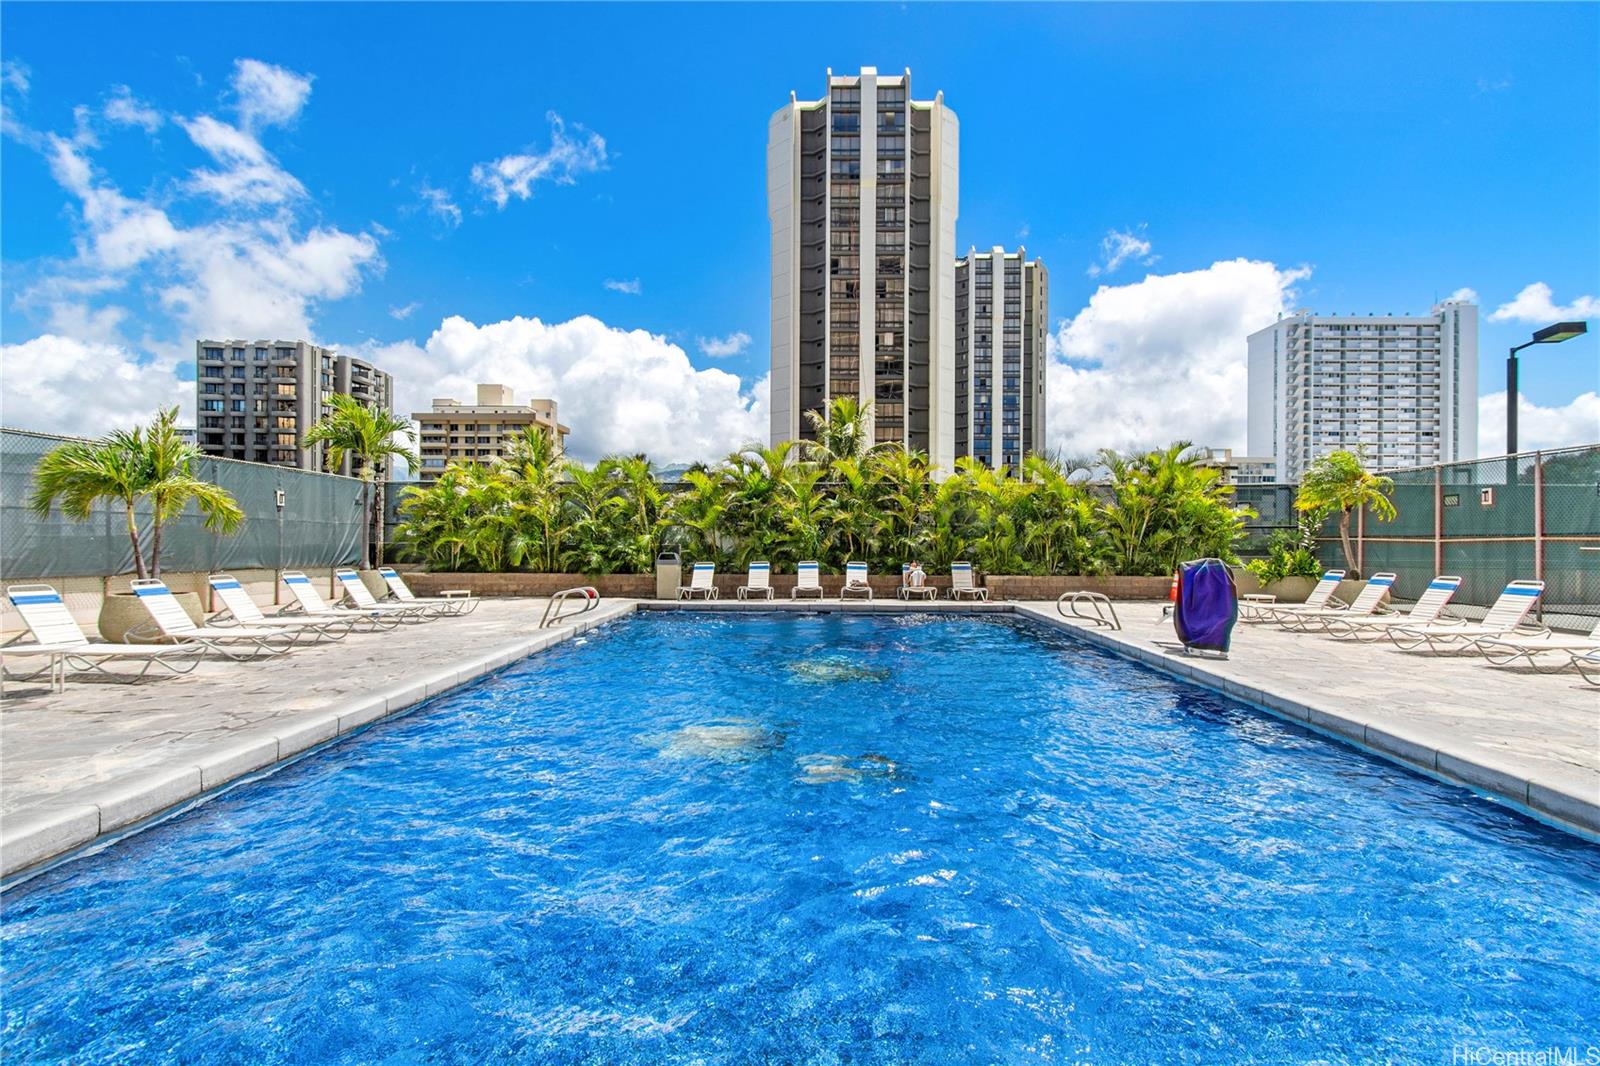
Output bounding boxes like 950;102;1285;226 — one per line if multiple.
2;2;1596;461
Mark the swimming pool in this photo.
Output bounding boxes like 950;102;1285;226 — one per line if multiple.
3;612;1597;1063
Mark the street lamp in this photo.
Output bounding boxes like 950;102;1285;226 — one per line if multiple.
1507;321;1588;455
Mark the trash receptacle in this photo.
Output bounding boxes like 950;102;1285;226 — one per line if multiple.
655;552;681;600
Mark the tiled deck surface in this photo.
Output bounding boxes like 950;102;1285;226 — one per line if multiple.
3;595;1596;880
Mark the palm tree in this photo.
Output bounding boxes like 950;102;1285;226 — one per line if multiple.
302;394;419;568
30;407;244;579
1295;449;1397;576
803;397;876;465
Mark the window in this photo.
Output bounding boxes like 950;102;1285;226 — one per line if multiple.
203;347;224;359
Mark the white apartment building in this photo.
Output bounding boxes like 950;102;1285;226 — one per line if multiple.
1190;447;1278;486
414;384;568;483
196;340;393;475
954;247;1048;469
767;67;960;469
1247;300;1478;480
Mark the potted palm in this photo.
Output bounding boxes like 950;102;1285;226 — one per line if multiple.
29;407;245;641
1295;450;1397;579
302;394;419;590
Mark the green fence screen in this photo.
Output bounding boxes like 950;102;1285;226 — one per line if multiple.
1;428;368;579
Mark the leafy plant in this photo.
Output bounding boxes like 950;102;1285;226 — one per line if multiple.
303;394;419;568
1295;449;1396;577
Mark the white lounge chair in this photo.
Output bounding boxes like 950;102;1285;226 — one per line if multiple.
2;584;202;690
1239;570;1347;622
1387;580;1546;652
1275;573;1396;632
898;563;937;601
1324;575;1463;639
281;571;402;631
737;562;774;600
334;569;434;622
377;566;478;615
1473;625;1600;672
948;562;988;601
678;562;719;600
792;561;824;600
1573;650;1600;686
841;561;872;601
208;574;354;640
127;579;296;659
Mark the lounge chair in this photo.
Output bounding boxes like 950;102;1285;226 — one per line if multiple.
1387;580;1546;652
840;561;872;601
1473;626;1600;672
333;569;434;622
1275;573;1397;632
127;579;296;659
948;562;988;601
1323;575;1463;639
1238;569;1347;622
2;584;202;690
678;562;719;600
281;571;402;631
1573;650;1600;686
898;563;937;601
377;566;478;615
792;561;824;600
207;574;354;640
737;562;774;601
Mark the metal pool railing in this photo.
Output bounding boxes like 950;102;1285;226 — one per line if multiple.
540;587;599;628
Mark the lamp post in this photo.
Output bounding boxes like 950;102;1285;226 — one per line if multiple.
1507;321;1587;455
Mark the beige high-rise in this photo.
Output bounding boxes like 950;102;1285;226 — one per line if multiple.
414;384;569;482
954;247;1048;470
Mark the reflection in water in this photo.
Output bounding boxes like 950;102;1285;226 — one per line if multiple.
647;720;784;763
788;655;891;684
796;752;900;784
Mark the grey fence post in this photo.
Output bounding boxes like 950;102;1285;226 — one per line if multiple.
1356;502;1365;576
1433;464;1443;578
1533;451;1544;584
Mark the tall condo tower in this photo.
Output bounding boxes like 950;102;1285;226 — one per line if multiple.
954;246;1048;469
1246;299;1479;480
767;67;959;468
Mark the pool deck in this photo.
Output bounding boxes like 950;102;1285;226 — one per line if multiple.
2;596;1596;881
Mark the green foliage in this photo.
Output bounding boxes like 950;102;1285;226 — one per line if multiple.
303;394;420;567
394;438;1255;577
1296;449;1397;576
1246;516;1326;584
29;406;244;578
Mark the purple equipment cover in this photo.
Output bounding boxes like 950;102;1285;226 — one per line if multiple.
1174;558;1239;653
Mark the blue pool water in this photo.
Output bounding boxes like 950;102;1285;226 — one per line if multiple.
3;613;1598;1063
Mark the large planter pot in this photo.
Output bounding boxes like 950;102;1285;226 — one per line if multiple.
1259;576;1317;603
98;590;205;644
355;569;388;601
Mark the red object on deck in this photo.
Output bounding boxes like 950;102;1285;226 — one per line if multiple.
1168;573;1180;602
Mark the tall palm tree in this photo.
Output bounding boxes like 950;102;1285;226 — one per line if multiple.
302;394;419;568
30;407;243;578
803;397;877;466
1296;449;1397;576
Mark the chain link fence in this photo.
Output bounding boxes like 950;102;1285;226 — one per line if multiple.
2;428;368;579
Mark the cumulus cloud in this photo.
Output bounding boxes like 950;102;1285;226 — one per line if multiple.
1488;282;1600;324
698;331;751;358
1477;391;1600;455
1445;286;1479;304
231;58;312;130
2;59;30;96
0;335;190;435
356;315;766;464
178;113;306;205
419;182;461;228
103;85;162;132
470;111;607;209
603;277;641;295
389;301;420;321
1046;258;1312;455
1087;226;1156;278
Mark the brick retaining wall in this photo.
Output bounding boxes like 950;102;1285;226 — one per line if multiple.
983;575;1173;601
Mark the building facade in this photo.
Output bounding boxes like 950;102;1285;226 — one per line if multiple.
767;67;959;469
1246;300;1478;481
1190;447;1278;486
954;246;1048;469
196;340;393;475
415;384;569;483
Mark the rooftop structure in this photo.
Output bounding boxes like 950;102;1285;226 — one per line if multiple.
415;384;569;482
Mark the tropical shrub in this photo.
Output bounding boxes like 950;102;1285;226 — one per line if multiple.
1295;449;1397;577
394;420;1255;578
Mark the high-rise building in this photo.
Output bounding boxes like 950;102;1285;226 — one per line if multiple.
196;340;393;475
1247;300;1478;480
414;384;569;483
954;246;1048;469
767;67;959;468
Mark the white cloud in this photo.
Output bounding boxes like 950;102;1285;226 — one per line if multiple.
1488;282;1600;324
2;59;30;96
1445;287;1478;304
1087;226;1157;278
177;113;305;205
356;314;766;464
603;277;641;295
231;59;312;130
419;182;461;228
470;111;607;209
698;331;751;358
1046;258;1312;455
1477;391;1600;455
103;86;162;132
389;301;420;321
0;335;189;435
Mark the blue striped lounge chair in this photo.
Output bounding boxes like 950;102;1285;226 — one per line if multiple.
208;574;355;640
792;562;824;600
737;562;774;600
1275;573;1397;632
841;562;872;601
378;567;478;615
127;579;296;659
1387;580;1546;652
2;584;201;690
679;562;719;600
1239;570;1347;622
948;562;987;601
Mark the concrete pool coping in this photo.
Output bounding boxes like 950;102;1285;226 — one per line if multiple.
3;597;1595;884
